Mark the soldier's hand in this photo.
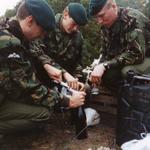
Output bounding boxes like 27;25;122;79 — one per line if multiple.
44;64;62;82
68;91;86;108
78;82;85;91
67;79;85;91
68;79;79;90
90;63;106;83
63;72;79;90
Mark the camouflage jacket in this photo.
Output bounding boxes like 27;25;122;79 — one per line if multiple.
42;13;84;75
0;18;69;107
99;7;149;69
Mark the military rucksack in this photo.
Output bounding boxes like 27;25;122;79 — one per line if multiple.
117;72;150;146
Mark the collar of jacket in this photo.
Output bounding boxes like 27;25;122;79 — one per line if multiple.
109;7;125;34
55;13;66;33
7;17;29;48
7;17;26;41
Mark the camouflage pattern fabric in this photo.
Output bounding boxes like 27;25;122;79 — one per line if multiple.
42;13;85;75
99;7;148;68
0;18;69;108
97;7;150;87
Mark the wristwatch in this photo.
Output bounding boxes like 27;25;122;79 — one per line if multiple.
103;62;110;70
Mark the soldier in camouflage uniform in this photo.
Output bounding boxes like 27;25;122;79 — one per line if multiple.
31;3;88;90
0;0;85;135
88;0;150;88
43;3;88;75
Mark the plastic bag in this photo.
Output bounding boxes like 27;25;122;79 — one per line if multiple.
121;133;150;150
84;108;100;126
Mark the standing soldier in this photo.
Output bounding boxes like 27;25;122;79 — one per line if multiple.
0;0;85;135
88;0;150;89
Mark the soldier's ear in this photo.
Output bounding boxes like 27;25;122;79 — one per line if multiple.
112;2;117;9
25;15;34;27
112;2;118;15
63;9;70;19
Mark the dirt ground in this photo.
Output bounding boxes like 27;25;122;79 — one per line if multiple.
0;112;121;150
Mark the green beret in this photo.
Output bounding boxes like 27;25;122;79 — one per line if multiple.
68;3;88;26
25;0;56;31
88;0;107;16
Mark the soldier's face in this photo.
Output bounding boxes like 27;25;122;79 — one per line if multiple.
62;12;79;33
94;2;118;28
20;16;46;40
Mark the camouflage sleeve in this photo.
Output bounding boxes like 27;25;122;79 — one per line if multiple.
29;40;67;73
31;84;70;108
105;29;145;68
7;59;69;108
2;49;68;107
29;40;53;65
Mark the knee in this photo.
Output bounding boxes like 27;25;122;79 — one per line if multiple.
41;107;51;121
121;66;136;78
34;107;51;122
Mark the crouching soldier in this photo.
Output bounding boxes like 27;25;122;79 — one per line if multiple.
30;3;88;91
0;0;85;135
88;0;150;90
